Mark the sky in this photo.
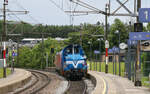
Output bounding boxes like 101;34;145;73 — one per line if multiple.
0;0;150;25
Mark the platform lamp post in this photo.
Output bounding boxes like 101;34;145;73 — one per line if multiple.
88;41;92;70
115;30;121;76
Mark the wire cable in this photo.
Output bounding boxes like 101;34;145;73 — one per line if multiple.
47;0;64;12
14;0;40;24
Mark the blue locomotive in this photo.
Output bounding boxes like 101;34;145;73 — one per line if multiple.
54;44;88;79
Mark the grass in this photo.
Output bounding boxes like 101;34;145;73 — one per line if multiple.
87;61;125;77
141;77;150;87
0;68;11;78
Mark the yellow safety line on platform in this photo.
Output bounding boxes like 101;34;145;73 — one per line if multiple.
100;76;107;94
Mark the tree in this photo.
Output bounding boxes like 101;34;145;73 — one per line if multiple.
15;38;66;69
147;23;150;31
68;23;105;59
109;19;128;47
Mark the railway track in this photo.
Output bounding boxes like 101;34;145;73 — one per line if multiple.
64;79;87;94
13;70;50;94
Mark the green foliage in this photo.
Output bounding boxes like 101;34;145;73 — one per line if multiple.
147;23;150;31
0;68;11;78
0;20;79;40
68;23;105;59
15;38;66;69
0;20;3;38
88;61;125;77
2;19;149;72
141;52;150;76
109;19;129;47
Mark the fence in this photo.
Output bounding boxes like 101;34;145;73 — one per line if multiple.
0;59;4;68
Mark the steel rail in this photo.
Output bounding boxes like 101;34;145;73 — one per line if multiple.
82;80;87;94
29;70;51;94
14;70;51;94
14;72;39;94
63;80;71;94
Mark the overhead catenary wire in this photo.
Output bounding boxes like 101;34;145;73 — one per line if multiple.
7;13;43;34
69;0;106;15
3;0;45;36
6;12;25;35
48;0;64;12
76;0;103;11
15;0;40;24
47;0;78;25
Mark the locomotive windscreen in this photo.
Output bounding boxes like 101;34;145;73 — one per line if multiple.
65;45;80;55
74;46;79;54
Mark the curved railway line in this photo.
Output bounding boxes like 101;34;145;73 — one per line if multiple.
14;70;51;94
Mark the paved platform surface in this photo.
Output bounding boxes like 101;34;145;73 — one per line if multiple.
89;71;150;94
0;68;31;94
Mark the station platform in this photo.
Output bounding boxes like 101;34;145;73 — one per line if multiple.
89;71;150;94
0;68;31;94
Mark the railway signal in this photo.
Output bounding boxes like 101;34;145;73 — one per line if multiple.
105;40;109;73
51;48;54;54
2;42;7;78
134;23;143;32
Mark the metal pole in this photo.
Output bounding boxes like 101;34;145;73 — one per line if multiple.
80;24;83;46
96;54;97;71
17;38;19;64
134;0;137;15
115;52;117;75
113;51;115;74
99;40;101;72
109;0;111;14
90;43;92;70
51;54;53;67
46;53;48;68
119;31;121;76
128;21;132;80
41;33;44;69
135;0;142;86
2;0;7;78
128;46;131;80
12;44;15;73
94;54;96;71
105;48;108;73
105;4;108;73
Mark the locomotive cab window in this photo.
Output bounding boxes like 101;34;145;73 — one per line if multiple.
65;48;72;54
74;46;79;54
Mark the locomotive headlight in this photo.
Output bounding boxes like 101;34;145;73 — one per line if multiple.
65;57;71;59
78;60;85;64
66;61;73;65
83;55;87;59
64;63;67;68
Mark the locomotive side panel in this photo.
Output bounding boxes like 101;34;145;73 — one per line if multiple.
54;53;62;70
